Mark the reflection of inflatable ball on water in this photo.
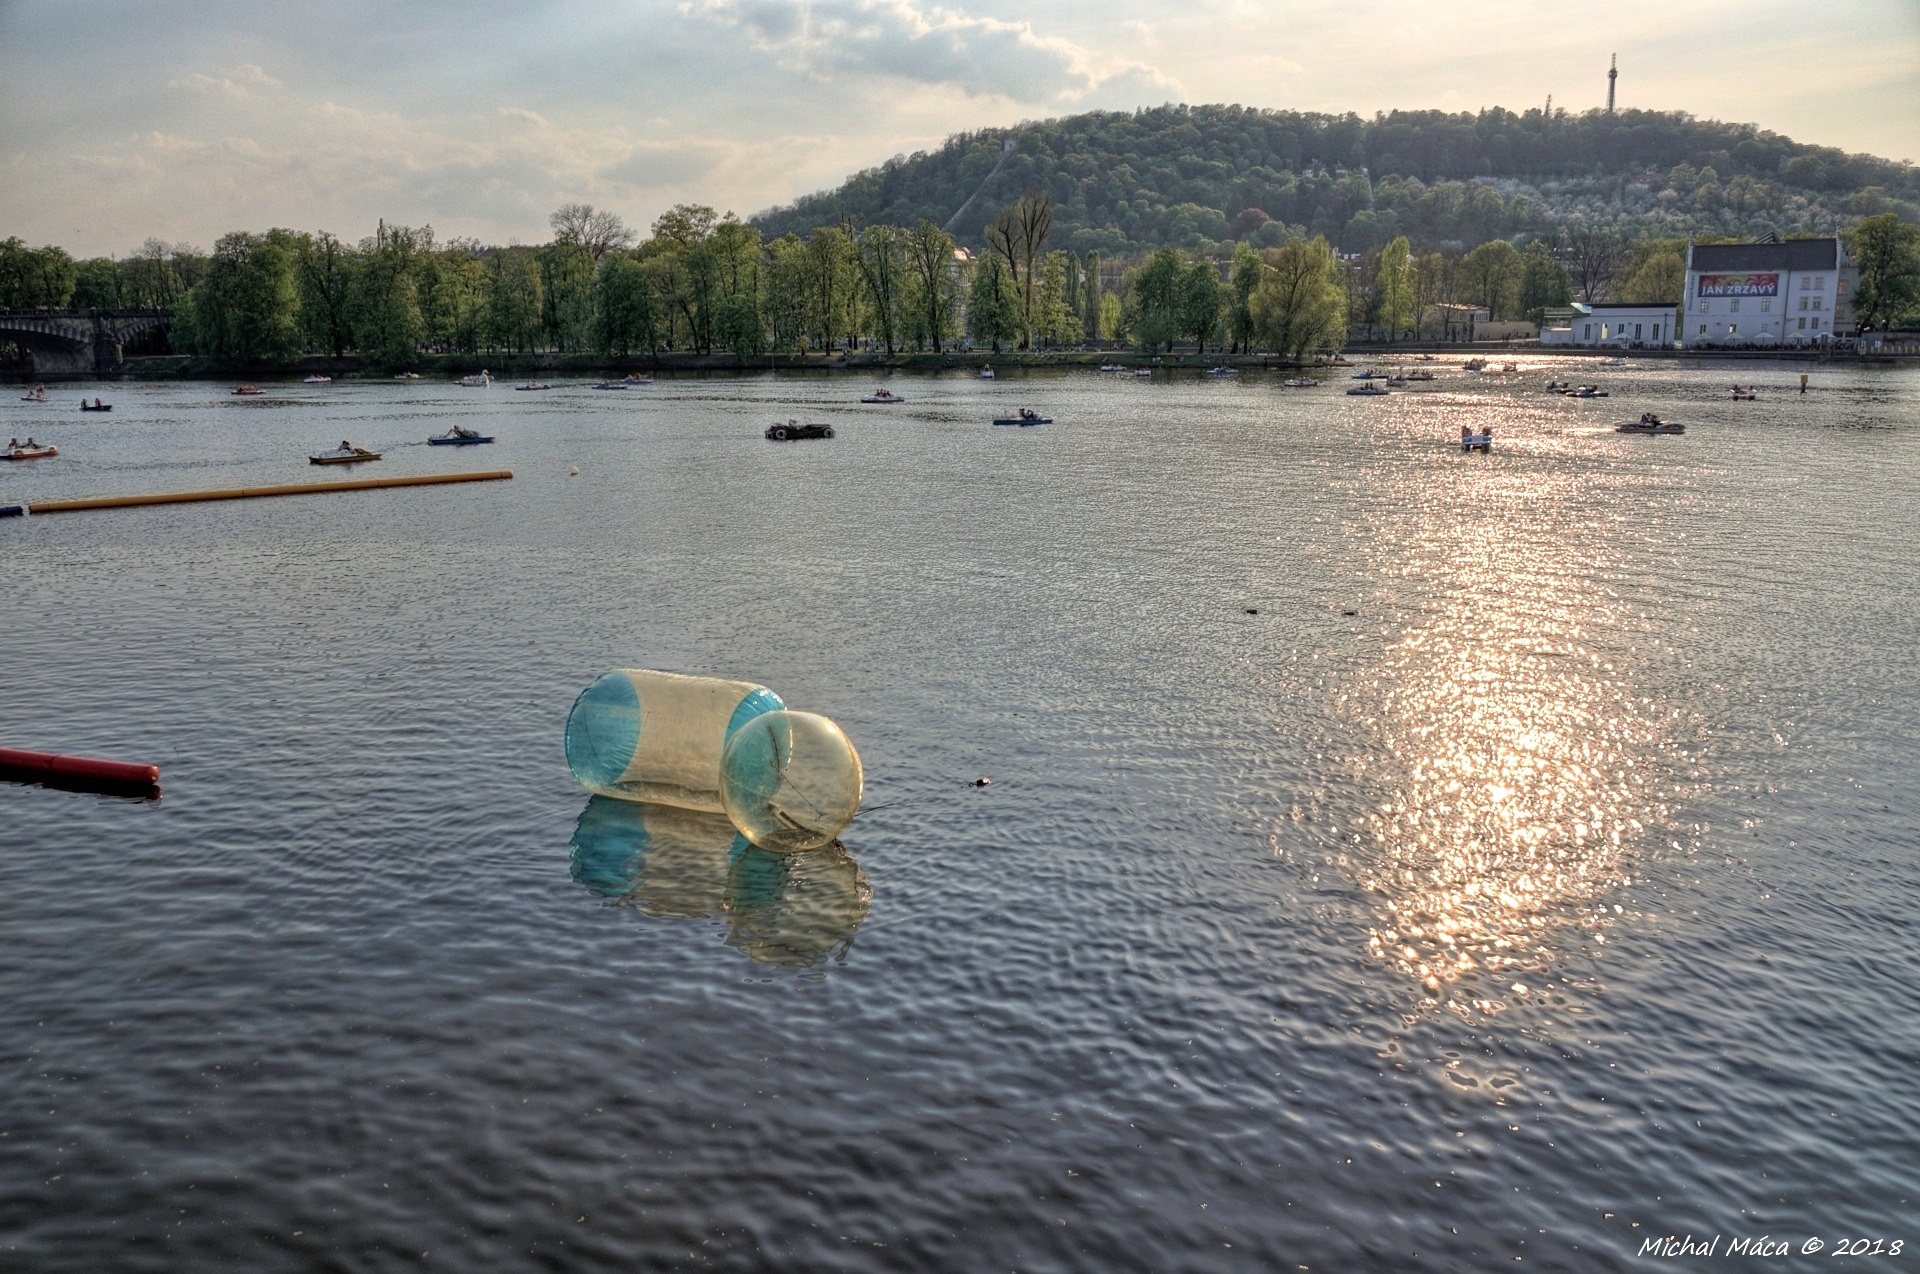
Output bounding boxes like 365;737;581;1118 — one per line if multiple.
567;795;872;967
565;669;863;851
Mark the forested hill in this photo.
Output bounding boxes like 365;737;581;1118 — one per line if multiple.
751;104;1919;255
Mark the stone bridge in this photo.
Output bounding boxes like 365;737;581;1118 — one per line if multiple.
0;309;172;376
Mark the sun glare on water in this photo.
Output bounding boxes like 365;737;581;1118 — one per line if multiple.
1345;450;1686;1014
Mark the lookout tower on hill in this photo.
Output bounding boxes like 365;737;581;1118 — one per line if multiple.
1607;54;1617;113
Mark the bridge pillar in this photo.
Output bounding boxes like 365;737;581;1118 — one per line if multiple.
91;313;123;373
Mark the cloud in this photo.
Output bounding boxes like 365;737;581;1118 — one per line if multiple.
168;64;280;99
686;0;1179;104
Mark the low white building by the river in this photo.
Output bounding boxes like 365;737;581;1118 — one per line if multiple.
1682;236;1857;348
1540;302;1677;348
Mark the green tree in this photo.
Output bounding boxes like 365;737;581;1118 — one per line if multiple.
540;219;597;354
422;244;488;353
901;221;959;353
1411;251;1447;339
1517;243;1574;319
1612;251;1683;305
177;231;300;363
295;231;356;358
762;233;814;352
1035;250;1082;347
1847;214;1920;331
484;248;544;354
1374;236;1414;341
1462;239;1522;319
1179;258;1223;348
593;252;659;356
1227;245;1262;352
1129;246;1185;353
804;226;853;353
124;239;183;308
72;257;123;308
1082;250;1104;341
644;204;722;352
350;221;428;367
984;191;1055;348
1249;236;1346;362
0;239;78;308
712;293;764;359
966;254;1018;353
853;224;905;354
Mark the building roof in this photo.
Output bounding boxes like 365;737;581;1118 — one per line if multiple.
1584;302;1677;310
1690;238;1839;273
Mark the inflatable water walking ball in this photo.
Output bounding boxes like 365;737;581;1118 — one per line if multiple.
566;669;862;851
720;710;864;853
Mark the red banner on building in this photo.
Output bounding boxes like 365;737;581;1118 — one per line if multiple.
1697;273;1779;298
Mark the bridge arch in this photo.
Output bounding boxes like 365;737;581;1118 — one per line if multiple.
0;309;173;376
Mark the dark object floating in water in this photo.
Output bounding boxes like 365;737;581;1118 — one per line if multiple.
972;777;991;787
1244;607;1259;614
766;420;834;441
0;745;161;799
1342;609;1358;616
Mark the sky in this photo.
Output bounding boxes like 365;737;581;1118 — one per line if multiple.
2;0;1916;257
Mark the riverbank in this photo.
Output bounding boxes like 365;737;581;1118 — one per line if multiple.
6;341;1915;382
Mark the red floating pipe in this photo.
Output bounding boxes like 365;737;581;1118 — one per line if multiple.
0;746;161;791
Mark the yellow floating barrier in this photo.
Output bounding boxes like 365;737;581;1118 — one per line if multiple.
28;470;513;514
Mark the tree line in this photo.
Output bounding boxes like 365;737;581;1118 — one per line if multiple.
5;201;1915;366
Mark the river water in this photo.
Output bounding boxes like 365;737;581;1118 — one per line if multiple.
2;362;1916;1271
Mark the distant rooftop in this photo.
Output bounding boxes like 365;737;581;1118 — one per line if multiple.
1691;238;1840;273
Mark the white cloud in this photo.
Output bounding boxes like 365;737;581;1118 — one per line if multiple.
168;64;280;99
685;0;1179;104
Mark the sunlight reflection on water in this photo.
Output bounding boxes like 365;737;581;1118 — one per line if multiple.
1342;435;1691;1014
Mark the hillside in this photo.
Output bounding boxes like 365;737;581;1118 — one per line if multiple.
751;104;1920;254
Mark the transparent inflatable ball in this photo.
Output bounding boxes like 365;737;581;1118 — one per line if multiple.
719;710;864;852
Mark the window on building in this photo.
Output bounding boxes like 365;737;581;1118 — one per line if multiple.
1730;298;1741;313
1837;280;1848;296
1728;324;1738;336
1634;323;1643;339
1798;317;1807;330
1583;323;1592;340
1813;297;1823;311
1815;276;1825;290
1652;324;1662;342
1699;324;1707;335
1761;299;1772;312
1812;318;1820;331
1800;297;1809;310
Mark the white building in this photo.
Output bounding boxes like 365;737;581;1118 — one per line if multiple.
1682;237;1857;348
1540;302;1676;348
